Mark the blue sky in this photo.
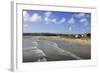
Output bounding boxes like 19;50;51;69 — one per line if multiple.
23;10;91;34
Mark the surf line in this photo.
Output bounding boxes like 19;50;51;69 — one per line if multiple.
47;41;82;60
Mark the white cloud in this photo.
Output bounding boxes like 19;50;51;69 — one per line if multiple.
23;11;30;21
78;13;85;17
67;17;75;24
44;17;51;24
44;12;52;24
74;13;85;18
45;17;66;24
44;17;49;21
52;18;57;23
23;11;66;25
45;18;58;24
80;18;87;23
44;11;66;24
23;11;29;17
45;12;52;17
80;18;89;26
51;18;66;24
59;18;66;24
30;13;42;22
23;11;42;23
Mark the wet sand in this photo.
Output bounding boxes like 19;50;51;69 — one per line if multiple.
23;36;91;62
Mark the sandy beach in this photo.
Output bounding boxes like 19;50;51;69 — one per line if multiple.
32;36;91;59
23;36;91;62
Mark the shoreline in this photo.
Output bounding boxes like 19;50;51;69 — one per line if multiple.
23;35;91;62
31;36;91;45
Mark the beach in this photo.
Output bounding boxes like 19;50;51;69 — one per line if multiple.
23;36;91;62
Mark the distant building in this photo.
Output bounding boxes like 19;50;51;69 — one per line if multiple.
75;34;81;38
81;34;84;37
75;33;91;38
75;35;79;38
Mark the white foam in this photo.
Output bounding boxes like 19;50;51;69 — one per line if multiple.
44;40;82;60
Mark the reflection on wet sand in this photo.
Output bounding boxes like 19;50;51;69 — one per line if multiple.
23;36;91;62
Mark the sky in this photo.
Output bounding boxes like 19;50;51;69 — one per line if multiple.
23;9;91;34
